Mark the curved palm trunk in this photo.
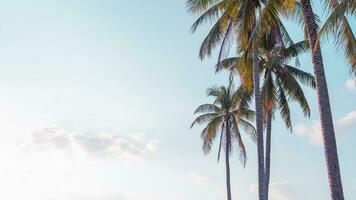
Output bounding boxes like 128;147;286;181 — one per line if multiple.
301;0;344;199
265;113;272;198
253;40;267;200
225;121;232;200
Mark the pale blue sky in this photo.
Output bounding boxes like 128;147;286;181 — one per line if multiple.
0;0;354;200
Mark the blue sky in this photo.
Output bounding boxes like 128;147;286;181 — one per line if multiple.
0;0;354;200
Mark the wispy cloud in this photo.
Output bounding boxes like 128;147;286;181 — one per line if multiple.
345;79;356;90
295;111;356;146
188;171;208;185
0;122;159;200
128;132;146;143
24;125;158;161
249;181;295;200
144;139;159;154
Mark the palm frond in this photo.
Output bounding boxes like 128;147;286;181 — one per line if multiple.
207;85;223;97
246;1;279;50
235;0;257;47
230;115;247;167
261;69;277;114
201;115;223;154
338;19;356;75
199;12;232;60
239;118;257;143
194;103;222;114
316;0;356;74
216;56;238;71
187;0;222;15
276;67;311;117
217;20;234;69
190;113;220;128
283;40;309;60
217;122;225;161
231;84;253;110
285;65;316;88
190;1;225;32
276;81;292;130
282;2;304;25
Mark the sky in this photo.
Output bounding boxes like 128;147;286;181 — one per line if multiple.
0;0;354;200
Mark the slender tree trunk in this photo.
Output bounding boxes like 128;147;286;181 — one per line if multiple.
301;0;344;199
225;121;232;200
265;113;272;199
253;40;267;200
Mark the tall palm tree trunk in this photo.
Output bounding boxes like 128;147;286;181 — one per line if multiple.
225;121;232;200
301;0;344;199
265;113;272;198
253;40;267;200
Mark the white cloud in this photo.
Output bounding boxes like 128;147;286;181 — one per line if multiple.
295;111;356;146
125;132;158;154
0;103;166;200
144;139;159;154
128;132;146;143
73;132;143;160
249;182;295;200
22;125;157;161
269;182;296;200
248;182;258;193
0;123;159;200
345;79;356;90
31;125;72;150
337;111;356;129
188;171;208;184
295;120;322;146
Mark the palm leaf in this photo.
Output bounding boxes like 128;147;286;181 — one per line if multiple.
276;67;311;117
276;80;292;130
316;0;356;74
201;115;223;154
187;0;222;14
285;64;316;88
283;41;309;60
190;1;225;32
217;122;225;161
190;113;219;128
230;115;247;167
199;12;231;59
194;104;222;114
239;118;257;142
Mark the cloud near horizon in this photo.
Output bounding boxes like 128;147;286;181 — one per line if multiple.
249;181;295;200
24;125;158;160
295;111;356;146
188;171;208;185
0;122;159;200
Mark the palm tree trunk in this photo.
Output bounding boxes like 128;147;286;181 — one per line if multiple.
265;113;272;199
253;40;267;200
301;0;344;199
225;121;232;200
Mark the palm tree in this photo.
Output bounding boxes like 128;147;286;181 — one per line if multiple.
258;33;315;196
298;0;346;198
317;0;355;75
187;1;270;197
217;32;316;197
246;4;308;197
190;82;256;200
248;0;351;198
305;0;355;197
